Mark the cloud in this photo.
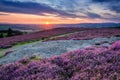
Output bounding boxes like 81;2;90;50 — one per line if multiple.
92;0;120;13
0;0;58;15
0;0;119;22
0;0;80;18
86;12;101;18
109;3;120;13
0;0;100;19
0;13;9;15
92;0;119;2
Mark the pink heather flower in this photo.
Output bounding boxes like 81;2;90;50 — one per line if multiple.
110;41;120;50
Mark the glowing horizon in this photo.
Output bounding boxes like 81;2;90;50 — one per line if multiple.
0;12;111;25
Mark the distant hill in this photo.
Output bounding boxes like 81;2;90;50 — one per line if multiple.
0;27;85;48
55;23;120;28
0;23;120;32
0;24;44;33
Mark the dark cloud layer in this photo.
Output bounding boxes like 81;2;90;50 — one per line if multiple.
92;0;120;13
92;0;119;2
0;0;80;18
86;12;101;18
0;1;58;15
0;0;102;19
109;3;120;13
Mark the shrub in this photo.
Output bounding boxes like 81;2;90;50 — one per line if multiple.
110;41;120;50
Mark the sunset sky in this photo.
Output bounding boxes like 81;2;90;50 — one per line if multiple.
0;0;120;24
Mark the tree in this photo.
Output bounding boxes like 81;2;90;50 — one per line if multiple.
7;28;13;37
0;33;3;38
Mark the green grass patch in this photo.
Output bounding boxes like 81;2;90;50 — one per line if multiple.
19;55;42;65
0;48;6;51
13;38;45;47
2;33;7;37
0;53;5;58
30;55;41;60
49;31;80;40
0;49;6;58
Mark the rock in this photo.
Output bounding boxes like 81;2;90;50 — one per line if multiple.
4;50;13;56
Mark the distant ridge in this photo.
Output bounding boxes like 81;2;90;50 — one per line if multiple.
55;23;120;28
0;23;120;32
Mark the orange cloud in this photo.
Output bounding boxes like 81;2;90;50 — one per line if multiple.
0;12;106;24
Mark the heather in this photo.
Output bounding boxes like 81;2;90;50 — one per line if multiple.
0;28;84;48
0;37;120;65
0;41;120;80
110;41;120;50
47;28;120;41
0;28;120;48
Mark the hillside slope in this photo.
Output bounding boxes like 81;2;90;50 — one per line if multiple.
0;28;85;48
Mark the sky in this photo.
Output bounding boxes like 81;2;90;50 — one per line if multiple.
0;0;120;24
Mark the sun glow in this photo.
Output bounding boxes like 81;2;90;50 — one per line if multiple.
45;21;50;25
43;21;53;30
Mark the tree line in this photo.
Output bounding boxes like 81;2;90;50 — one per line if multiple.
0;28;23;38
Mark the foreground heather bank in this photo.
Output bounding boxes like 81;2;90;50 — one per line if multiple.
0;41;120;80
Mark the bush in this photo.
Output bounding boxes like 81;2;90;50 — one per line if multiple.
110;41;120;50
